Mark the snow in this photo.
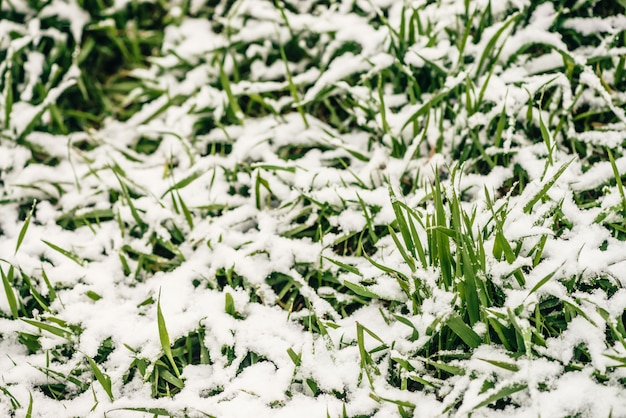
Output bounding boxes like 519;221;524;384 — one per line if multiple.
563;15;626;35
1;0;626;417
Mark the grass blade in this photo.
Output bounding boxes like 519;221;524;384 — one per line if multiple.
447;313;481;348
400;89;449;132
607;148;626;213
86;356;114;401
41;240;85;267
0;265;19;319
471;383;527;410
160;170;203;198
323;256;362;276
343;280;380;299
157;290;181;379
15;200;36;254
523;158;574;214
22;318;72;340
286;348;301;367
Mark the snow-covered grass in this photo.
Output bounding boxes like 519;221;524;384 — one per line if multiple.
1;0;626;416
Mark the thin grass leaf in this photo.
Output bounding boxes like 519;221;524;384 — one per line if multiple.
423;358;465;376
323;256;361;276
356;322;381;387
361;244;411;284
0;265;19;319
370;392;416;409
15;200;36;254
42;240;85;267
157;291;181;378
41;268;59;305
343;280;380;299
539;110;553;166
112;170;147;232
255;171;273;210
161;170;204;198
471;383;527;410
607;148;626;213
356;193;378;244
224;292;238;318
159;368;184;389
478;358;519;372
523;158;574;214
390;188;416;258
86;356;114;401
447;313;481;348
526;263;564;297
400;89;450;132
278;42;308;128
176;191;194;230
0;385;20;410
493;103;507;150
286;348;301;367
475;13;520;76
388;226;416;272
22;318;72;340
433;179;453;289
4;62;13;130
408;373;440;388
250;164;296;173
393;314;419;341
26;392;33;418
20;269;50;313
393;200;428;266
112;407;172;416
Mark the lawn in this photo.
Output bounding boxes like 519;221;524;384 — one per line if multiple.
1;0;626;416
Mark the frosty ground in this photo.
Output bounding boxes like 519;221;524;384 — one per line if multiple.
1;0;626;417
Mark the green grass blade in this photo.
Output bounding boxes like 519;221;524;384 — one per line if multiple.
400;89;449;132
478;358;519;372
343;280;380;299
86;356;114;401
475;13;520;76
160;171;203;198
157;291;181;378
323;256;361;276
539;110;553;166
447;313;481;348
471;383;527;410
361;244;411;283
111;408;172;416
523;158;574;214
26;392;33;418
41;267;59;306
4;63;12;130
224;292;238;318
22;318;72;340
0;265;19;319
15;200;36;254
287;348;301;367
526;263;563;297
423;358;465;376
607;148;626;213
277;41;309;128
41;240;85;267
20;269;50;313
388;226;416;272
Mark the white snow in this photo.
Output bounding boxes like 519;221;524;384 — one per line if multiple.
1;0;626;417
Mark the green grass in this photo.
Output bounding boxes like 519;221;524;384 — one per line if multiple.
1;0;626;416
